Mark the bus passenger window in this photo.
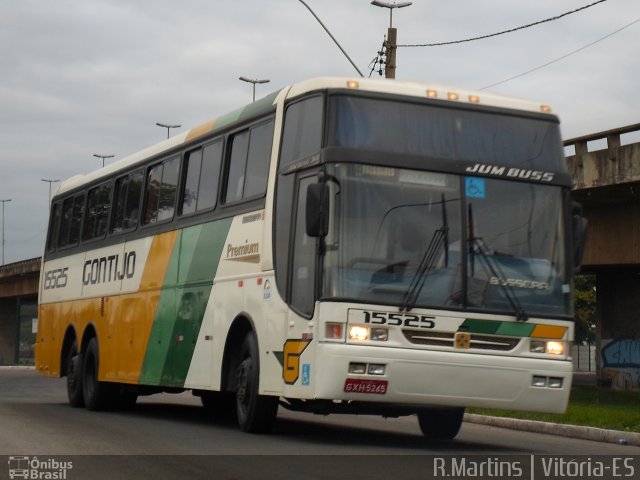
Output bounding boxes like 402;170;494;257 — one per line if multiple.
244;120;274;198
182;149;202;215
226;131;249;203
83;184;112;241
198;141;222;210
57;194;85;248
224;119;274;204
143;157;179;225
111;170;142;233
181;141;222;215
158;157;179;221
47;202;62;252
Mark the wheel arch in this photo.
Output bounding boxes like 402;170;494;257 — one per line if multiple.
80;322;98;354
220;313;257;392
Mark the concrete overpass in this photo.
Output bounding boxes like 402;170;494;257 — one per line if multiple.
0;257;40;365
566;123;640;390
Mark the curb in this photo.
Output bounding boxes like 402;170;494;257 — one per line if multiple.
465;413;640;447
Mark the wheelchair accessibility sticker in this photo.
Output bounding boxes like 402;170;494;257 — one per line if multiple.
465;177;486;199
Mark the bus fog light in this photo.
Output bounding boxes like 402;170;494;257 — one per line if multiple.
532;376;547;387
530;340;546;353
349;362;367;374
370;328;388;341
349;326;369;341
368;364;386;375
548;377;563;388
325;322;343;339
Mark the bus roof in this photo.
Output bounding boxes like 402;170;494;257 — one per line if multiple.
54;76;555;198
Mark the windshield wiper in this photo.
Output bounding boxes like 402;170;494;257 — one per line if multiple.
400;194;449;313
467;205;528;321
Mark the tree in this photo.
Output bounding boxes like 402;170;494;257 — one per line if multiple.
574;274;596;343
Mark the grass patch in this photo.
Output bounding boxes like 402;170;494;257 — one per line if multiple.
468;386;640;433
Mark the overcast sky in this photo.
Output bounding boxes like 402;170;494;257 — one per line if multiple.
1;0;639;264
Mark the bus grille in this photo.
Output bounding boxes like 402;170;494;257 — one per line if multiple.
402;330;520;351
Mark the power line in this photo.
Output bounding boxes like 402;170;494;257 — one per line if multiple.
480;16;640;90
399;0;608;47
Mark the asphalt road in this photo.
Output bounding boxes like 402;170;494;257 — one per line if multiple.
1;367;638;479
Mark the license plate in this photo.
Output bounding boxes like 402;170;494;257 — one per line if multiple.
344;378;388;394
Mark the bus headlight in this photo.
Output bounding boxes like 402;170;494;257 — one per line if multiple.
546;341;565;356
349;326;369;341
530;340;565;355
348;326;388;342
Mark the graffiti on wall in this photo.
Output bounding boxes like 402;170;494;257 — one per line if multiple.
601;338;640;391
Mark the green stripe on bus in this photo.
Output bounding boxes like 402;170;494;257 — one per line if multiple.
460;318;536;337
459;319;500;335
214;90;280;131
139;217;233;386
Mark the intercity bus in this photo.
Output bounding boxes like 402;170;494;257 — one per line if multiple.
36;77;585;439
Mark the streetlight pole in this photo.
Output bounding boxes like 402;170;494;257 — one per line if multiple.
239;77;270;102
371;1;412;79
0;198;11;265
93;153;114;168
156;122;181;139
41;179;60;205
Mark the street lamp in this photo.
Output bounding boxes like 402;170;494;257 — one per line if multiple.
371;1;412;79
156;122;181;139
93;153;114;168
41;179;60;204
239;77;270;102
1;198;11;265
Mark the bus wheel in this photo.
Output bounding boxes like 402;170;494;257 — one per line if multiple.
417;407;464;440
65;340;84;408
234;333;278;433
82;337;115;411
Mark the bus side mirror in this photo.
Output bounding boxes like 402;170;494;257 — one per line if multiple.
572;202;587;270
306;183;329;237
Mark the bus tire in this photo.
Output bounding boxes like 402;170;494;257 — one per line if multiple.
82;337;115;411
65;339;84;408
417;407;464;440
234;333;278;433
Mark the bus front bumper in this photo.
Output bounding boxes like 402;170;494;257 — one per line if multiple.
312;343;573;414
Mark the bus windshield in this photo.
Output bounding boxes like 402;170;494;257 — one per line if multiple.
321;164;571;317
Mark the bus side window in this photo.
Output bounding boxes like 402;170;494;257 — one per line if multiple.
225;131;249;203
47;202;62;253
244;120;274;198
111;170;143;233
83;183;112;242
224;118;274;204
181;140;222;216
181;148;203;215
57;194;85;248
143;157;179;225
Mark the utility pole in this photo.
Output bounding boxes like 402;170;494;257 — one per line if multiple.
0;198;11;265
371;1;412;79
